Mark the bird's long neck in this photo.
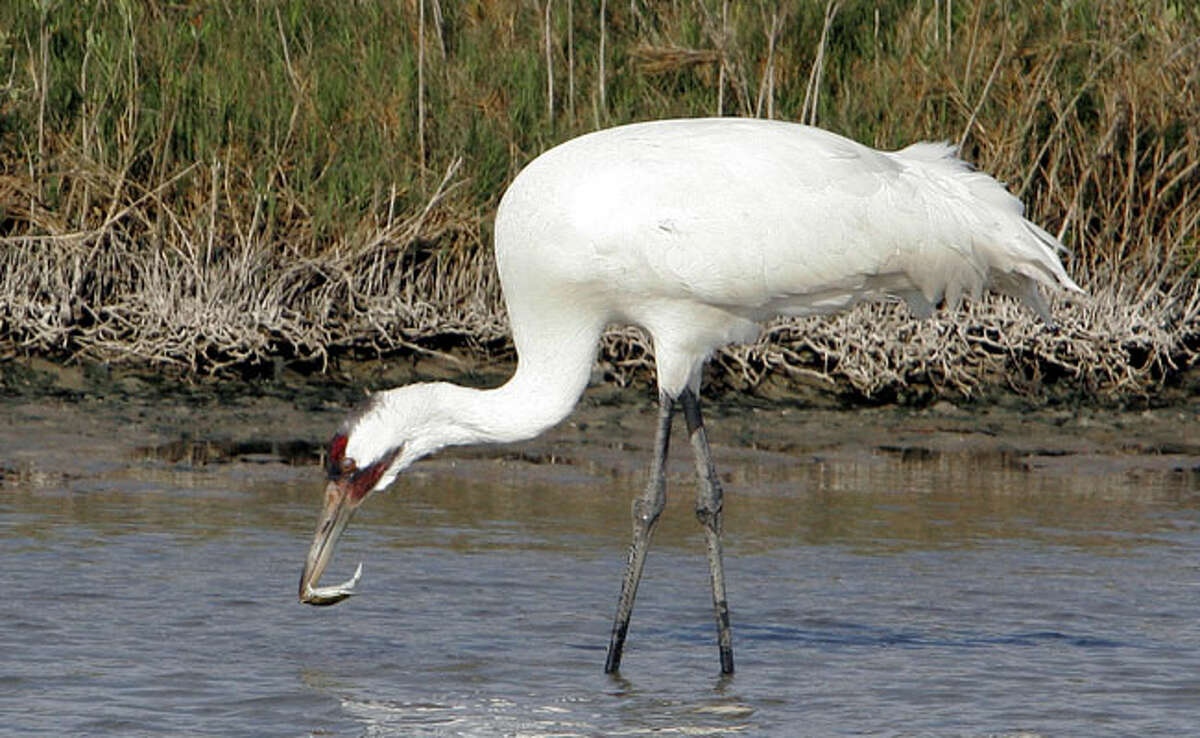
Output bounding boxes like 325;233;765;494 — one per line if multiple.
403;309;604;453
436;362;587;447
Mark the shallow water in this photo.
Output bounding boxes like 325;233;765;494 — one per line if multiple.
3;395;1200;736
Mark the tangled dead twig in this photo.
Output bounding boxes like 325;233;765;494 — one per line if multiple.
0;157;504;374
600;285;1196;402
1;143;1195;401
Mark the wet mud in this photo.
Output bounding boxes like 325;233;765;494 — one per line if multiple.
4;354;1199;496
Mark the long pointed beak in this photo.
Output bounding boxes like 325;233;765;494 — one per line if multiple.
299;479;358;605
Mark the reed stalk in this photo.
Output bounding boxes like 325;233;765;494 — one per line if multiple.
0;0;1195;401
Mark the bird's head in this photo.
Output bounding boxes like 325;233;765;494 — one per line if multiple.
298;386;448;604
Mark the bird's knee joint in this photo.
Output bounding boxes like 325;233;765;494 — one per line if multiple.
695;504;722;531
632;498;663;527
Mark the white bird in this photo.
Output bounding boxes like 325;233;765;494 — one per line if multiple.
299;118;1082;674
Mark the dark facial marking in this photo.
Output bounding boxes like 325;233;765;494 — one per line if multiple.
327;433;349;479
328;422;403;501
343;446;403;502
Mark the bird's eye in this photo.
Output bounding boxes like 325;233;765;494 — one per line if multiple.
341;457;357;474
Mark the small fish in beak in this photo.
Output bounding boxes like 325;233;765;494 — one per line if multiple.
298;434;401;606
299;478;364;605
302;562;363;606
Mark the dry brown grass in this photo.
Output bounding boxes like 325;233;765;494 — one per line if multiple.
0;158;501;373
1;1;1197;403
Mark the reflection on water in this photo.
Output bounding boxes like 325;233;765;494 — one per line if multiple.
135;437;324;467
3;397;1200;735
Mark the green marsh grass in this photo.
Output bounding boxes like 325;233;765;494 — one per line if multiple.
0;0;1197;400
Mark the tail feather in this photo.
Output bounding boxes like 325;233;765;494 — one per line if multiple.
890;141;1084;323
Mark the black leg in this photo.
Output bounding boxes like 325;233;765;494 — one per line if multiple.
605;393;674;674
680;389;735;675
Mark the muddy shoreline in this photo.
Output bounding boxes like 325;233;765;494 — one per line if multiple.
4;354;1199;490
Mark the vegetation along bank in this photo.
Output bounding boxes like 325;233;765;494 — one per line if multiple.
1;1;1197;404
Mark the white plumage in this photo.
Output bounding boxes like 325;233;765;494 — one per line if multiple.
299;118;1082;673
496;118;1077;401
